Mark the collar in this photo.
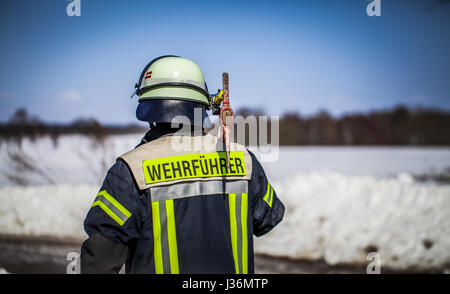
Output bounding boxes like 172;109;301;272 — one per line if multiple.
136;124;206;147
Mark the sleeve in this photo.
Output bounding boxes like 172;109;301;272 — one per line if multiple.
248;150;285;237
80;159;146;274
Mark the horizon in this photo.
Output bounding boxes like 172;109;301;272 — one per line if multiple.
3;102;450;127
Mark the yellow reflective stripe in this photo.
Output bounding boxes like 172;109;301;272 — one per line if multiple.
142;151;247;184
228;193;239;274
262;182;274;208
99;190;132;218
263;182;270;202
92;201;125;226
268;186;274;208
228;193;248;274
152;201;164;274
241;193;248;274
165;199;179;274
263;181;274;208
152;199;179;274
91;190;132;226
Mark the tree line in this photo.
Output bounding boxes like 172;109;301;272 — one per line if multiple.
0;108;144;144
1;106;450;145
236;105;450;145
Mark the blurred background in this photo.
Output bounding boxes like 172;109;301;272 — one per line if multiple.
0;0;449;274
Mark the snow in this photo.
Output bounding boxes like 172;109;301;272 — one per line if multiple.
254;171;450;270
2;135;449;187
0;184;94;239
1;135;450;271
254;146;450;180
0;134;141;187
0;173;449;270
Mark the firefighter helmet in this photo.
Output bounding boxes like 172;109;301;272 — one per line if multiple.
133;56;210;127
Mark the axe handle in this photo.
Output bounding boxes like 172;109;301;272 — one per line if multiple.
223;73;229;106
221;72;232;168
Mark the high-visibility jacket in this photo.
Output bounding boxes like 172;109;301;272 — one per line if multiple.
80;127;285;274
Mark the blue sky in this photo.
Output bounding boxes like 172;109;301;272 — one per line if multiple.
0;0;449;124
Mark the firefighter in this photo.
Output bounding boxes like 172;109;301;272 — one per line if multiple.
80;56;285;274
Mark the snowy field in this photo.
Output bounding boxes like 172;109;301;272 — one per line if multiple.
1;135;450;271
1;134;450;186
257;172;450;271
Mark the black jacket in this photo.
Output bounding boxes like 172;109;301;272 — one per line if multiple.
81;126;284;274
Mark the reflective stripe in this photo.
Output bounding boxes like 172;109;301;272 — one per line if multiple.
229;194;239;274
241;193;248;274
150;180;248;202
151;201;164;274
263;182;270;202
92;190;131;226
228;193;249;274
159;200;171;274
263;182;273;208
268;187;274;207
144;78;207;91
152;199;179;274
166;200;179;274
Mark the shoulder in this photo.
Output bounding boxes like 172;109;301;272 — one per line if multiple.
119;135;170;161
105;159;136;188
108;158;131;176
246;149;267;180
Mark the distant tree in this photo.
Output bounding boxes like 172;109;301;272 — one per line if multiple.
9;108;29;124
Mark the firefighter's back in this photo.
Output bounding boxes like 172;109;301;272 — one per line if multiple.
120;132;254;274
